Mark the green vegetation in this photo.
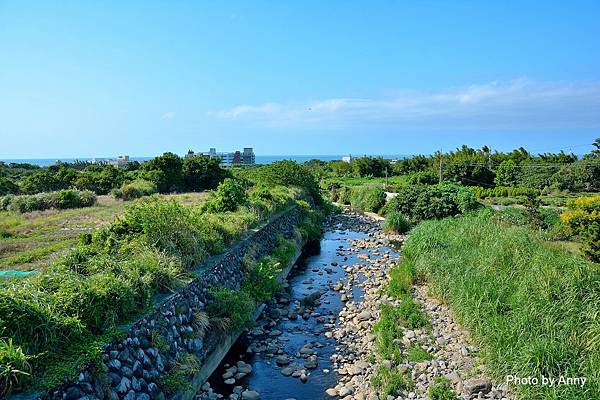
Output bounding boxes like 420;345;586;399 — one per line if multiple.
428;376;455;400
403;209;600;399
383;211;411;234
382;184;478;222
112;178;157;200
371;261;429;398
0;190;96;213
0;160;320;395
0;152;229;198
0;338;32;397
406;345;432;362
0;193;206;273
470;185;540;199
156;352;200;395
207;288;256;332
561;194;600;261
349;185;386;213
371;364;413;399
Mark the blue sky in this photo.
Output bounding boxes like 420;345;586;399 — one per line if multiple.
1;1;599;158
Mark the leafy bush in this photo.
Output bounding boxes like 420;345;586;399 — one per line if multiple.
383;211;411;234
247;160;322;205
74;165;124;195
404;210;600;399
0;190;96;213
205;178;248;213
405;171;437;185
384;184;478;222
561;195;600;261
0;178;19;196
350;185;386;213
242;258;283;303
113;179;157;200
98;197;206;268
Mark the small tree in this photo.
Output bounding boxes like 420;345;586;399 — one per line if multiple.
182;155;229;192
494;160;520;187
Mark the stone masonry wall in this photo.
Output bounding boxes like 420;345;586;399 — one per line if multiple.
39;207;305;400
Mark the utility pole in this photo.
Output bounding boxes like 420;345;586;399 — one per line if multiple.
385;167;388;190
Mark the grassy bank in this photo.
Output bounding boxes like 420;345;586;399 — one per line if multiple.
0;180;311;395
0;193;208;273
403;209;600;399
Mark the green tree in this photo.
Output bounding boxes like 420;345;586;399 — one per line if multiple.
206;178;248;212
351;157;390;178
252;160;321;204
182;155;229;191
19;170;60;194
141;152;184;193
0;177;19;195
329;160;352;176
494;160;520;186
74;165;124;194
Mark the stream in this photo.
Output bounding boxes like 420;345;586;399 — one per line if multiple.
196;210;400;400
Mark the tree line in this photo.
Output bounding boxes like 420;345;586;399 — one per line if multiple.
309;138;600;192
0;152;230;196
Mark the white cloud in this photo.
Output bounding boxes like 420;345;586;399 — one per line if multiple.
208;78;600;129
161;111;175;120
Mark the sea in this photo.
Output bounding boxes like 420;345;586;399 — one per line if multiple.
1;155;411;167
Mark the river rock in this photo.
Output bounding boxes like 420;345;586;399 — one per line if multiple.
241;390;260;400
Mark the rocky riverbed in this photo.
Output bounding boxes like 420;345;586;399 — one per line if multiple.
194;208;512;400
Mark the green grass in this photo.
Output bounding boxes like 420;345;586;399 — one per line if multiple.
371;261;429;398
406;345;432;362
404;209;600;399
371;364;413;398
428;376;455;400
0;193;208;272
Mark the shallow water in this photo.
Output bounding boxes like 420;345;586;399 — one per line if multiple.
207;227;397;400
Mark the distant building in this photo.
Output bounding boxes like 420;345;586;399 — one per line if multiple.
196;147;255;167
91;155;132;168
342;154;353;163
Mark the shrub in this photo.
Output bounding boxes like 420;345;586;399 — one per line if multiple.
207;288;255;332
242;258;283;303
0;178;19;196
405;171;437;185
561;195;600;261
350;185;386;213
383;211;411;234
247;160;322;205
338;186;352;205
113;179;157;200
205;178;248;213
0;190;96;213
100;197;205;268
385;184;478;222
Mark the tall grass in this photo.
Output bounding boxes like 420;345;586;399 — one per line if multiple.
404;209;600;399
